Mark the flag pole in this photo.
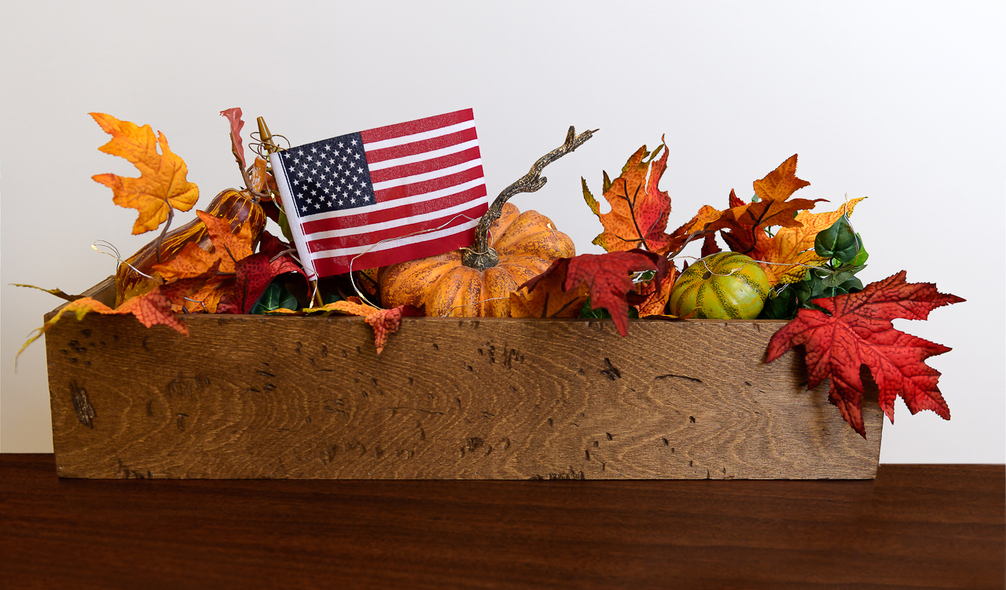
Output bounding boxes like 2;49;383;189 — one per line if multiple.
257;116;324;308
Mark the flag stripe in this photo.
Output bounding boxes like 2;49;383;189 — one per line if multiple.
369;146;482;184
307;202;485;252
359;108;474;144
372;165;485;203
274;109;486;278
310;219;479;277
301;183;487;235
365;127;479;167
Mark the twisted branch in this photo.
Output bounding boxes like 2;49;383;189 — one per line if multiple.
462;126;597;270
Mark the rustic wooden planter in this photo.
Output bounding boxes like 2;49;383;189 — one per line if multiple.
44;277;882;480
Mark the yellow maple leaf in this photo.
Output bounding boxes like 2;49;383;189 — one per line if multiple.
754;197;866;286
91;113;199;234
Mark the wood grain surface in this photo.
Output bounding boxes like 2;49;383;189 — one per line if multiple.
1;456;1002;589
44;283;881;479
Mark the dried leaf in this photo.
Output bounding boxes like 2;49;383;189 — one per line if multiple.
509;270;590;319
584;143;674;254
219;108;246;171
753;198;866;286
705;155;824;254
313;298;422;353
12;284;86;302
17;267;216;363
519;249;668;336
152;210;256;281
766;271;964;437
217;253;307;314
634;265;678;317
90;113;199;234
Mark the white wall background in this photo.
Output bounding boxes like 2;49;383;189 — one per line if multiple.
1;1;1003;462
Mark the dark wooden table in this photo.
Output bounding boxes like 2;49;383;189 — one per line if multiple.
1;455;1002;589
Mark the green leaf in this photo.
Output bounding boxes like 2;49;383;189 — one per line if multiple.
250;281;299;314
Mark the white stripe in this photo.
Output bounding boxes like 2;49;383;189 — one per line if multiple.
301;177;487;222
367;139;479;172
372;158;482;191
312;218;480;259
362;119;475;151
269;151;319;280
309;198;486;240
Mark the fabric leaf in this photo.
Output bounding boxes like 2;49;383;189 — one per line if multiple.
90;113;199;234
766;271;964;437
584;143;674;254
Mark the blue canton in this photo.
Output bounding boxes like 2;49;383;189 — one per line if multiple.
279;132;376;217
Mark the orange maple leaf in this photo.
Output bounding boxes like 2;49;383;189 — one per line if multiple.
634;265;678;317
309;298;422;354
753;197;866;286
153;210;256;281
705;155;825;254
584;142;674;254
17;269;215;363
509;270;590;319
90;113;199;235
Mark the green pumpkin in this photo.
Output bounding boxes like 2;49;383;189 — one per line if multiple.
669;252;770;319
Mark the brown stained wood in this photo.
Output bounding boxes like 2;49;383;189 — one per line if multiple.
44;280;882;480
1;457;1003;589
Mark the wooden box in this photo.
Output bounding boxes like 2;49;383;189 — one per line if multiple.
44;278;882;480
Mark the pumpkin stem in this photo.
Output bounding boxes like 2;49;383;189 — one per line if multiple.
462;126;597;271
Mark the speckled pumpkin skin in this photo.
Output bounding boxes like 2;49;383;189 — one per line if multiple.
669;252;770;319
379;203;574;317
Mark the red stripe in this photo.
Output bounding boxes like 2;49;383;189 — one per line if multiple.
369;146;481;184
301;185;488;235
306;204;485;252
359;109;474;143
374;165;485;203
364;127;479;164
312;225;477;276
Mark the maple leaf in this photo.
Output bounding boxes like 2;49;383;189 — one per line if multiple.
509;270;590;319
584;142;674;254
312;298;422;354
91;113;199;235
634;265;678;317
520;249;669;336
753;197;866;286
153;210;257;281
17;265;217;363
217;253;307;314
705;155;824;254
765;271;964;437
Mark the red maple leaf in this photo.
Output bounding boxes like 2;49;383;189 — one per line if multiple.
218;252;307;314
520;249;669;336
766;271;965;437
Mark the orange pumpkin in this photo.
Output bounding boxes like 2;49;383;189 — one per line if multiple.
115;189;266;306
379;202;574;317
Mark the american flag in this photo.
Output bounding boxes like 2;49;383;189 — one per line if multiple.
269;109;488;278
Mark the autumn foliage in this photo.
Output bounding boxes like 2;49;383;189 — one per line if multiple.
21;112;964;437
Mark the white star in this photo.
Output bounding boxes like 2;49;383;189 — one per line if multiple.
338;141;344;148
350;197;357;204
353;153;361;160
351;139;358;146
